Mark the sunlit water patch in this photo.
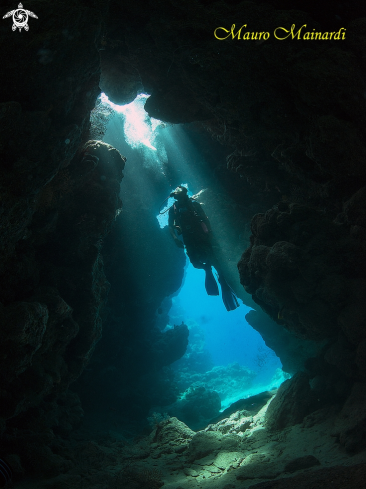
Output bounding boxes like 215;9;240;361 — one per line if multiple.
101;93;161;151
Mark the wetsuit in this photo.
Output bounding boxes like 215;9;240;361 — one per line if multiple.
168;198;215;270
168;195;239;310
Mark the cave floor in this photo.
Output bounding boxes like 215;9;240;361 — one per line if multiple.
14;396;366;489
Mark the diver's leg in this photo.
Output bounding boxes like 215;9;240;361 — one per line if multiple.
203;265;220;296
217;274;240;311
203;246;240;310
186;245;219;296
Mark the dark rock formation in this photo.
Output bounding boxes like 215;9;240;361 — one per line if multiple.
245;309;324;374
186;430;241;462
238;202;354;340
164;385;222;431
239;191;366;434
332;382;366;453
0;1;115;453
284;455;320;473
248;463;366;489
99;44;142;106
105;0;366;209
0;1;103;271
209;390;276;425
265;372;318;430
144;85;213;124
72;131;187;427
152;416;195;446
0;140;126;476
152;323;189;367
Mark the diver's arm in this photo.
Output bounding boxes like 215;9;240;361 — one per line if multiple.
168;206;184;248
193;201;212;232
169;225;176;240
169;225;184;248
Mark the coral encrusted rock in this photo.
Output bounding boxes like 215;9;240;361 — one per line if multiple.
265;372;317;431
153;323;189;367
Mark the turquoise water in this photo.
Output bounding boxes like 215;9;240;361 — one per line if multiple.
167;259;287;409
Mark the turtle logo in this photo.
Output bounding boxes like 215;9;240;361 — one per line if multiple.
3;3;38;31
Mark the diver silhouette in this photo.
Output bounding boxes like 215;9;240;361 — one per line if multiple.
167;185;239;311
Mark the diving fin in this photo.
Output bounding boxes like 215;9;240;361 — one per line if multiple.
218;275;240;311
204;265;219;296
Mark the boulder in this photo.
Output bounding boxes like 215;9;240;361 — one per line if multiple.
248;463;366;489
284;455;320;473
333;382;366;452
152;417;194;447
186;431;223;462
265;372;316;431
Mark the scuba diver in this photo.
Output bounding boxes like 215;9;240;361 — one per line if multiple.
166;185;239;311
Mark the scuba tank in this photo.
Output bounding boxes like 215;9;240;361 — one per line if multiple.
174;199;209;237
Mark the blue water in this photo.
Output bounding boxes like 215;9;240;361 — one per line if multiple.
171;262;255;366
168;259;285;408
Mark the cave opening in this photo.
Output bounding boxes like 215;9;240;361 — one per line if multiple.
95;92;288;429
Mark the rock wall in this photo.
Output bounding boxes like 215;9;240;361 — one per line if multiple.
238;193;366;426
245;309;324;375
0;0;128;475
0;137;126;471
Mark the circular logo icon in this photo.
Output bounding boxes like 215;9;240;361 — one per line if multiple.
12;6;29;31
3;3;38;32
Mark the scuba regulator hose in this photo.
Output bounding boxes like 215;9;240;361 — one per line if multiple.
158;195;173;215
